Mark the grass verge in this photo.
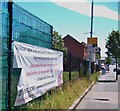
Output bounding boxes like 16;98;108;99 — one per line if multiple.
14;71;100;110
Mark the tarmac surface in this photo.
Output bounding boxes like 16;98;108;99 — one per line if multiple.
76;65;119;110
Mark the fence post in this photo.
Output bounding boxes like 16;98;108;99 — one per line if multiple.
79;58;81;78
83;60;87;76
69;53;71;80
8;2;13;111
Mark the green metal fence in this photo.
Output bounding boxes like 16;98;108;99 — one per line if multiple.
0;2;53;110
12;3;53;48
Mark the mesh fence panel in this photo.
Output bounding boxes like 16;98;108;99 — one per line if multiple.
0;2;9;110
0;2;53;110
12;3;52;48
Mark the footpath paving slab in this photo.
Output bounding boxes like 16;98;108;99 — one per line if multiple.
75;71;118;109
98;65;116;82
76;83;118;109
98;72;116;82
69;65;118;110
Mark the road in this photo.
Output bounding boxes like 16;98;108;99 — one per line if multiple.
76;65;119;110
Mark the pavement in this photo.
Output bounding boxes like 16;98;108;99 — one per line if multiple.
98;71;116;82
75;65;119;110
98;65;116;82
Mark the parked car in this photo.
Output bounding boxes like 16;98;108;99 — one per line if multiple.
113;67;120;74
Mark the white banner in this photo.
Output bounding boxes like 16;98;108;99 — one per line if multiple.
13;41;63;106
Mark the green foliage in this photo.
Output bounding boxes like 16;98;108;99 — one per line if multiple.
13;71;100;110
105;30;120;58
90;72;101;83
105;57;112;65
96;53;100;59
52;30;68;60
63;71;80;82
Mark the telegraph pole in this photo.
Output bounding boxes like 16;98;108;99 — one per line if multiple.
90;0;94;38
88;0;94;76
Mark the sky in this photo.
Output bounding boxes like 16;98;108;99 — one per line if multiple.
14;0;119;57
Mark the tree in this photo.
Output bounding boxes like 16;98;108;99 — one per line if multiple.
105;30;120;58
105;57;112;65
52;30;67;60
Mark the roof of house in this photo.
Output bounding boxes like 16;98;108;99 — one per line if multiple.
63;34;87;47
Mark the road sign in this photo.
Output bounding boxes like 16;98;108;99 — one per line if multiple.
87;37;98;45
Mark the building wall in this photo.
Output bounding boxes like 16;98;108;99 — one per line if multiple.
63;34;87;60
63;35;88;72
84;47;88;60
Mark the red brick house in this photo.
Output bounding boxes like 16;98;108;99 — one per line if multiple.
63;34;88;60
63;34;88;71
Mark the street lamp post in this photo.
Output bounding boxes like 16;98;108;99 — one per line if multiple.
88;52;91;76
88;0;94;76
90;0;94;38
116;46;120;80
116;57;117;80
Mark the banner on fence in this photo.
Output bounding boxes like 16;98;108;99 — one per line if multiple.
13;41;63;106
